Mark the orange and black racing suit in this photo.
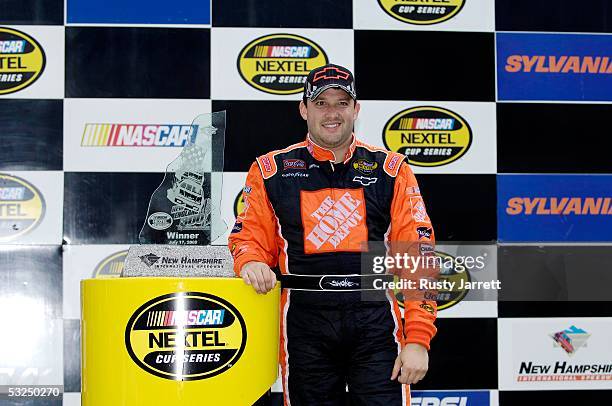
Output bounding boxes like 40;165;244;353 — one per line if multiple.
229;135;437;406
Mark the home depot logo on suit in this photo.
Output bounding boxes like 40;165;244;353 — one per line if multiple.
301;188;368;254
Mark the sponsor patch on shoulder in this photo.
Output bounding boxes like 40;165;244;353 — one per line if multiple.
257;154;277;178
410;196;431;223
406;186;421;196
416;226;432;240
261;156;272;171
231;222;243;234
384;152;404;177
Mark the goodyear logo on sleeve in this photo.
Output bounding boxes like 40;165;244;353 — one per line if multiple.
383;106;472;167
0;174;45;242
81;124;197;147
378;0;466;25
125;292;246;381
238;34;328;95
0;27;45;95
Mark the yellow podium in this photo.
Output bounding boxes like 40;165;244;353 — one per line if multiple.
81;277;280;405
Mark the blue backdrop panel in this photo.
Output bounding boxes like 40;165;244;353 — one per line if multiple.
67;0;210;25
497;33;612;101
498;174;612;242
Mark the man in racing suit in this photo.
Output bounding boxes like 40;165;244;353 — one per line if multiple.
229;64;437;405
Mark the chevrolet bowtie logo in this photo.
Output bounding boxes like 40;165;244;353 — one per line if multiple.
139;253;161;267
352;176;378;186
313;67;350;82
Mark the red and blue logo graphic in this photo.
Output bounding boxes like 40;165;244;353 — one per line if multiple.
550;325;590;356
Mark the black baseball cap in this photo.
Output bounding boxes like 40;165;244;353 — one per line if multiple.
303;63;357;101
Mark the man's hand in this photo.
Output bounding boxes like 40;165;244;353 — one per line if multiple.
390;343;429;385
240;261;277;294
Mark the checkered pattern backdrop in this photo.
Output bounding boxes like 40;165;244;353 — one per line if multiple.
1;0;611;405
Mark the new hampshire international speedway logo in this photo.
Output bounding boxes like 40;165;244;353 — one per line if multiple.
125;292;247;381
550;325;590;356
383;106;472;167
139;253;161;267
80;124;197;147
517;324;611;382
378;0;466;25
0;173;45;242
237;33;328;95
0;27;46;94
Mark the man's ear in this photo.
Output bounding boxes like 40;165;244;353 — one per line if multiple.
353;101;361;121
299;100;308;120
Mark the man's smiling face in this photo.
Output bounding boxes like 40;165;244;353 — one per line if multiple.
300;87;360;150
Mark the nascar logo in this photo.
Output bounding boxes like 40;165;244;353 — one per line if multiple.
252;46;311;58
378;0;466;25
0;27;46;95
147;309;225;327
0;173;45;242
81;124;197;147
398;118;455;130
125;292;246;381
383;106;472;167
0;40;25;53
238;33;328;95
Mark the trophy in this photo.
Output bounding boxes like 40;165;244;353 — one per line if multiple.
82;112;279;405
122;111;234;277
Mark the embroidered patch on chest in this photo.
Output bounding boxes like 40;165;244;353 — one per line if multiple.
300;188;368;254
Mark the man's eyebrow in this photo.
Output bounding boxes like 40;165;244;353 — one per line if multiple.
314;94;351;102
324;96;351;101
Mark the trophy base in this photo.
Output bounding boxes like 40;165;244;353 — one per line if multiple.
122;245;234;277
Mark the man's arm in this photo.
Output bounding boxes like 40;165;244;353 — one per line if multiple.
388;160;437;384
228;161;279;293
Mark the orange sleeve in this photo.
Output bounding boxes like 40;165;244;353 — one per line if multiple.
228;161;279;276
389;161;437;350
